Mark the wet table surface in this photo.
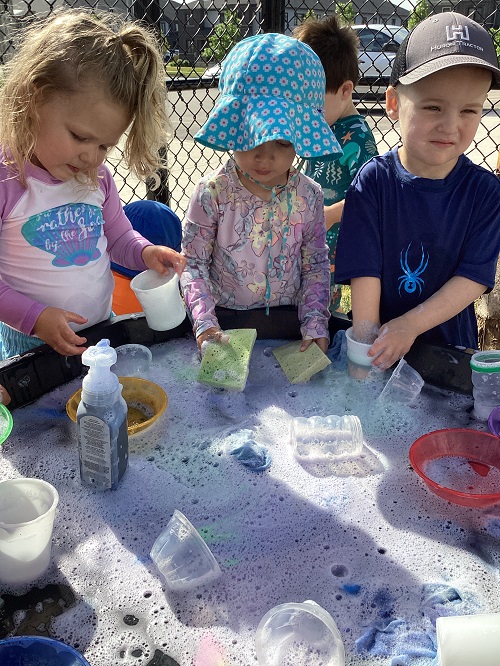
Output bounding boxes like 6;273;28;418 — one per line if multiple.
1;336;499;666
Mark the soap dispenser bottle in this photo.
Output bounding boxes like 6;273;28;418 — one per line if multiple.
77;339;128;490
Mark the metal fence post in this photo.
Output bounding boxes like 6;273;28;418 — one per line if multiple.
260;0;286;33
146;145;171;205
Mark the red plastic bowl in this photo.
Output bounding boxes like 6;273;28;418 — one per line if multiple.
409;428;500;508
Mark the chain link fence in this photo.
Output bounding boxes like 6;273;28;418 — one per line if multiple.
1;0;499;216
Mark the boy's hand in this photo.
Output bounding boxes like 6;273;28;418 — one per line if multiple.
33;307;88;356
300;337;329;354
142;245;186;276
368;316;417;370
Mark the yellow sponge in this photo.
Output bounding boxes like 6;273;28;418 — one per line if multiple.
197;329;258;391
273;340;331;384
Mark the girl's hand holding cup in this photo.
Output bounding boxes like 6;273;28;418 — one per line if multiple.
142;245;186;277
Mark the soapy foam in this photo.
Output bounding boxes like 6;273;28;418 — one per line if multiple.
0;338;498;665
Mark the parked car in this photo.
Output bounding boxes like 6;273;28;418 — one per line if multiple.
200;25;408;97
200;62;222;80
352;24;408;82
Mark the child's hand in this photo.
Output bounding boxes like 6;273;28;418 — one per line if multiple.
300;337;329;354
197;327;230;354
368;317;417;370
33;307;88;356
142;245;186;276
0;385;11;406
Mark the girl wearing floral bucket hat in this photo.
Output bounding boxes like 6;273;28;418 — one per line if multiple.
180;33;342;354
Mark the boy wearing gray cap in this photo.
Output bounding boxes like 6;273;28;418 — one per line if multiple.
335;12;500;368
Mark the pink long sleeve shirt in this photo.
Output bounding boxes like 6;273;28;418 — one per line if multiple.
0;156;151;335
180;159;330;340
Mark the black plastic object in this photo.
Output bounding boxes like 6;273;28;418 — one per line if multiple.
0;311;473;410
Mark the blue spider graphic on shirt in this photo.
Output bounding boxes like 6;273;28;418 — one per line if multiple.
398;243;429;296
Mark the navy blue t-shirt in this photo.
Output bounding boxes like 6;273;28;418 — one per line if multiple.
335;148;500;349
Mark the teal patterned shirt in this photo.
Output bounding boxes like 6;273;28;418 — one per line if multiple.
304;114;378;311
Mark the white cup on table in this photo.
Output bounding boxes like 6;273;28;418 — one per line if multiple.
0;478;59;585
436;613;500;666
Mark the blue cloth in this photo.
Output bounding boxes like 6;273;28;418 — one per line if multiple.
230;439;272;472
356;618;436;660
111;201;182;278
335;148;500;349
194;33;341;160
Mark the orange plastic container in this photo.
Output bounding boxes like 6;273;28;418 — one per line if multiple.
111;270;143;316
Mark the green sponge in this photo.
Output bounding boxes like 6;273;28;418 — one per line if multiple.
197;328;257;391
273;340;331;384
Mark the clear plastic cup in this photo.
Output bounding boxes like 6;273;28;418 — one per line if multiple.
378;358;424;403
112;344;152;378
290;415;363;461
436;613;500;666
0;478;59;585
130;270;186;331
470;351;500;421
255;600;345;666
150;510;221;591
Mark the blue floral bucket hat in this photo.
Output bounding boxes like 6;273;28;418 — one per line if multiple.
195;33;342;160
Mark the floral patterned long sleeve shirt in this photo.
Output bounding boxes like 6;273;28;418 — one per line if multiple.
180;158;330;340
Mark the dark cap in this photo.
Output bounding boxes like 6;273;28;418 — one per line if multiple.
390;12;500;87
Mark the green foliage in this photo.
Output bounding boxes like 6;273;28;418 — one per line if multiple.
490;27;500;58
302;9;317;22
201;9;241;63
336;1;355;25
408;0;430;30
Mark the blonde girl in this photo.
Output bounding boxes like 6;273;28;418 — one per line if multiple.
0;9;185;359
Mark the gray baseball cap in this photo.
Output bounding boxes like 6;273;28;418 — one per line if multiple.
390;12;500;86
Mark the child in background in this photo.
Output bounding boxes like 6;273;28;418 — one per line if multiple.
335;12;500;369
0;9;186;360
294;14;378;311
180;33;342;354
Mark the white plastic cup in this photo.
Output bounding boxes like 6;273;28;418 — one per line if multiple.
150;510;221;591
378;358;424;403
290;415;363;461
130;270;186;331
0;478;59;585
436;613;500;666
255;600;345;666
345;327;373;367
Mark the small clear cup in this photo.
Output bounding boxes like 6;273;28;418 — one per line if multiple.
150;510;221;591
378;358;424;403
255;600;345;666
112;344;152;378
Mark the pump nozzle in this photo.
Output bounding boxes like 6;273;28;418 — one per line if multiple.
81;339;119;397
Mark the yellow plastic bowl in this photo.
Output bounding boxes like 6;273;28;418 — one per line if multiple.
66;376;167;436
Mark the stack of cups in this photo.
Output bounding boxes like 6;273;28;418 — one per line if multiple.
470;351;500;420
